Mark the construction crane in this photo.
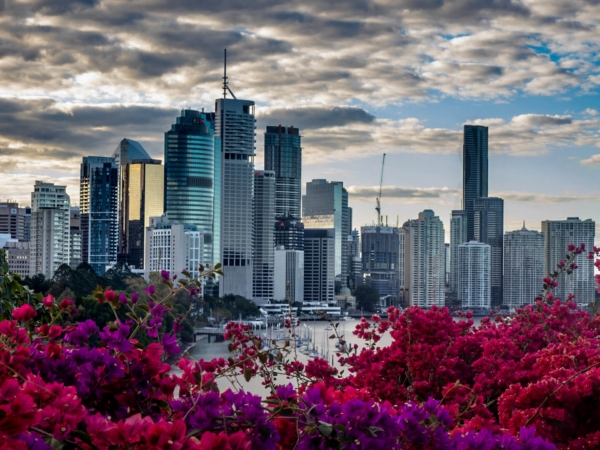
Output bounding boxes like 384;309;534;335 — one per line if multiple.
375;153;386;225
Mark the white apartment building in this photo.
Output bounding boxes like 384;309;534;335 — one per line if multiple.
304;229;335;304
503;226;544;308
253;170;275;305
458;241;491;309
144;215;203;281
29;181;70;278
408;210;445;308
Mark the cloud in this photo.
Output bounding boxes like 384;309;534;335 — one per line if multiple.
496;191;600;203
347;185;459;200
257;106;375;130
580;154;600;166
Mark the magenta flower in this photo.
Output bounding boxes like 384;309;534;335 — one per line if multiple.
145;285;155;296
118;293;127;305
99;321;132;352
162;333;180;355
12;304;37;322
131;292;138;304
160;270;170;281
42;294;54;308
104;290;116;304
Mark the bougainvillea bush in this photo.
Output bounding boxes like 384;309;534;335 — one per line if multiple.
0;245;599;449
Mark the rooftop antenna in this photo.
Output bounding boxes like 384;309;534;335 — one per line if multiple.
375;153;386;225
223;49;237;100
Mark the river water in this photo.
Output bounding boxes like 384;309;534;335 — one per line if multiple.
185;316;481;397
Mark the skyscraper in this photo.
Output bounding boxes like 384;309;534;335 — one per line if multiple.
449;210;468;297
474;197;504;307
303;179;350;287
253;170;275;305
70;207;82;268
541;217;596;305
264;125;302;219
29;181;70;278
458;241;491;309
503;226;544;309
80;157;118;275
407;210;445;308
304;229;335;303
463;125;488;241
274;217;304;250
216;99;256;299
361;225;400;304
114;138;164;269
164;110;220;270
274;248;304;303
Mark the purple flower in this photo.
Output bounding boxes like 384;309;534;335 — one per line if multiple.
151;303;169;318
145;285;155;296
99;321;132;352
276;383;296;400
64;320;98;346
519;427;555;450
131;292;138;304
160;270;170;281
145;316;162;338
118;293;127;305
162;333;181;355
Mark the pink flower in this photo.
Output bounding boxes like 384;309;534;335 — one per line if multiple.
131;292;139;304
160;270;170;281
567;244;576;252
42;294;54;308
12;304;37;322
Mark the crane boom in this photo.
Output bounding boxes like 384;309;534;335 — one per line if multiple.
375;153;386;225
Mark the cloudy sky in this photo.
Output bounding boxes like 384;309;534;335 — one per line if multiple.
1;0;599;239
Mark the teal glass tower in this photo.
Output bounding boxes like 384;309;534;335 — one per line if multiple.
164;109;221;268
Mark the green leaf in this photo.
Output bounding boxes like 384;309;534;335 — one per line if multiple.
243;367;252;382
137;304;150;313
318;424;333;437
71;430;93;444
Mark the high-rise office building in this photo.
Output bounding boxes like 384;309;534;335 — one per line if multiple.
274;248;304;303
349;228;361;290
274;216;304;250
164;110;220;270
458;241;491;309
361;225;400;304
216;99;256;299
114;138;164;269
144;215;203;281
541;217;596;305
253;170;275;304
474;197;504;307
80;157;118;275
407;210;445;308
30;181;70;278
449;210;468;296
304;229;335;303
303;179;350;287
503;226;544;309
463;125;488;241
70;207;82;268
0;202;30;241
264;125;302;219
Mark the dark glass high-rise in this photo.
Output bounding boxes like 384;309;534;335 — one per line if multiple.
463;125;488;241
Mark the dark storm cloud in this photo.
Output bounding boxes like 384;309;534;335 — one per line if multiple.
0;98;178;158
257;106;375;130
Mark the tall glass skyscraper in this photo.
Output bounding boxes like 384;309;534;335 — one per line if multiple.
80;157;118;275
303;179;350;287
463;125;488;241
114;138;164;269
164;110;220;269
216;98;256;299
474;197;504;307
264;125;302;219
361;225;400;304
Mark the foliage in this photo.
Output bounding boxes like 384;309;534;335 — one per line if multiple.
1;246;600;449
354;284;380;311
0;250;43;321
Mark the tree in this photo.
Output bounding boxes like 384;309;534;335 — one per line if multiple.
355;285;380;312
22;273;52;295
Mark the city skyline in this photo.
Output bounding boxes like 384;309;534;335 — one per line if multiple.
1;1;599;240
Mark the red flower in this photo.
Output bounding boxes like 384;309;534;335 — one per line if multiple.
59;298;74;311
12;304;36;322
104;290;116;304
